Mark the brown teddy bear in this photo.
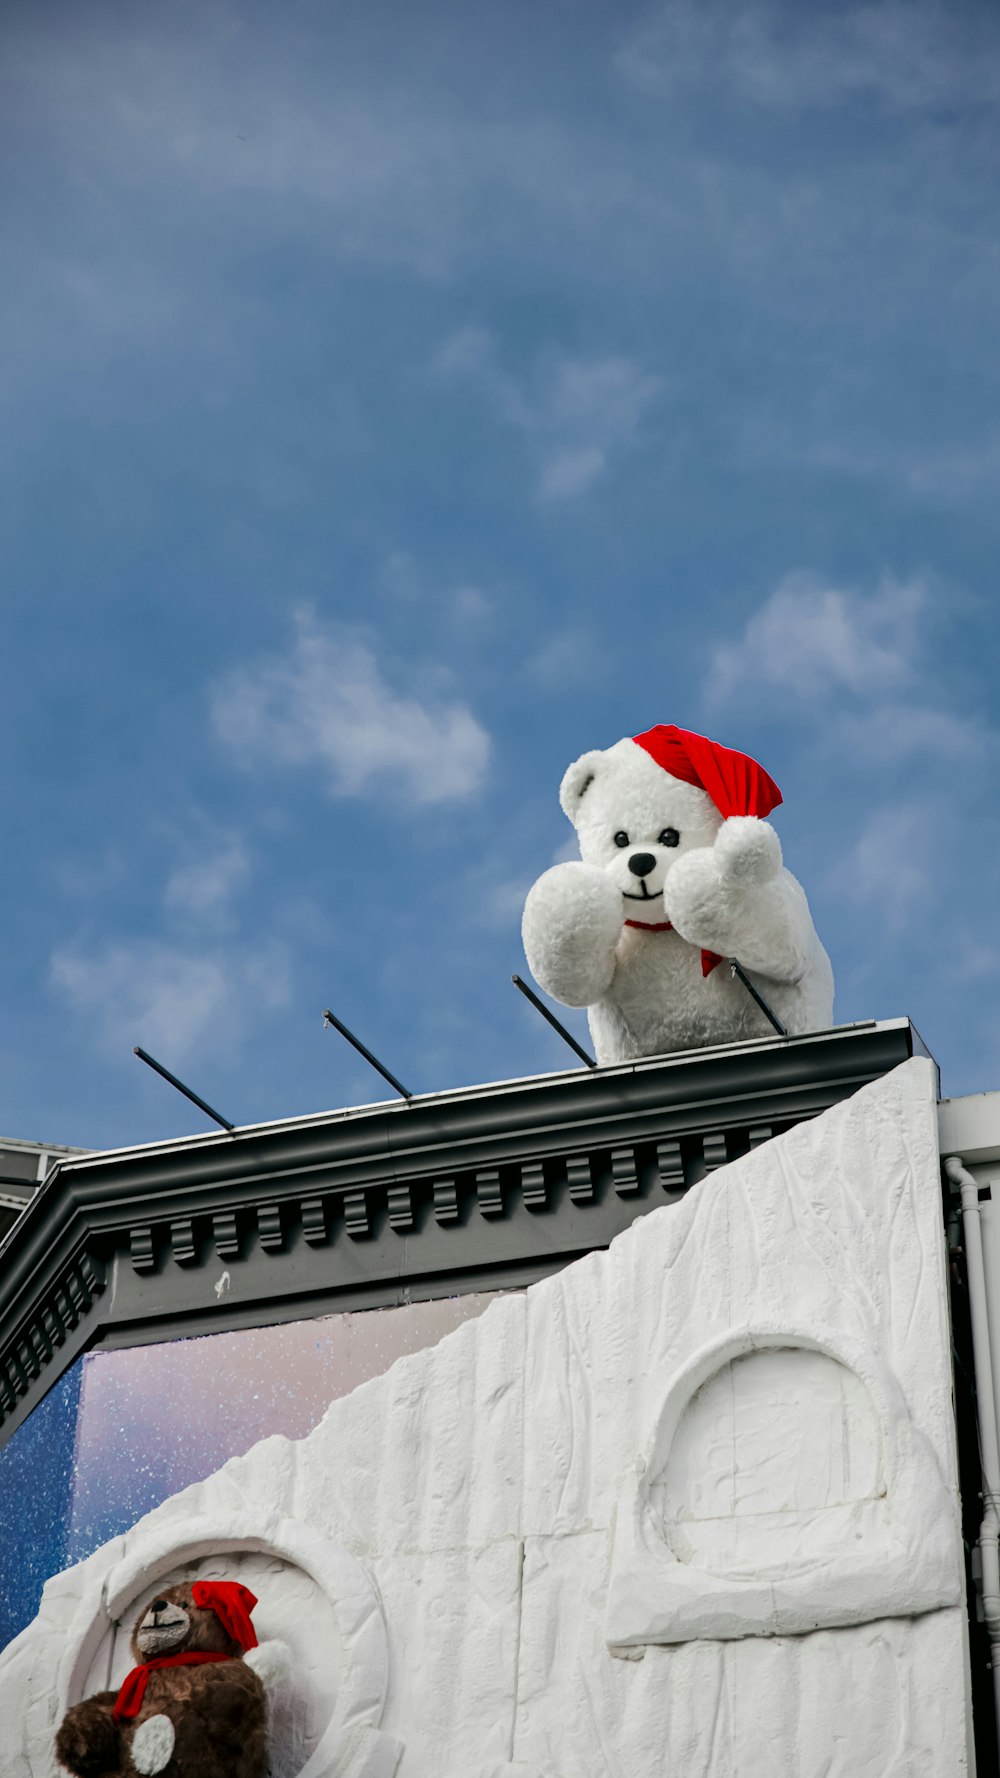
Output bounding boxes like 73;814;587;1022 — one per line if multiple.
55;1579;273;1778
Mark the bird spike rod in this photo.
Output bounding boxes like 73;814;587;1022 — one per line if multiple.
729;960;787;1036
133;1047;236;1132
511;975;596;1068
322;1009;413;1101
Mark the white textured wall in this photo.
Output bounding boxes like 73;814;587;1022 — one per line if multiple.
0;1058;971;1777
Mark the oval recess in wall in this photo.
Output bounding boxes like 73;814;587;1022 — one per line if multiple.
655;1346;883;1580
605;1329;962;1651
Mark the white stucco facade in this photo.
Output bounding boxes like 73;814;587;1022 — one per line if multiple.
0;1057;971;1776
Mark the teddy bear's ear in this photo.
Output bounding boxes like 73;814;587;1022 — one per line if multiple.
559;750;605;823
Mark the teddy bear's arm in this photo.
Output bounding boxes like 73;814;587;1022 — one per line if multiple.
664;818;818;985
719;872;819;983
54;1692;121;1778
522;862;622;1008
170;1664;268;1773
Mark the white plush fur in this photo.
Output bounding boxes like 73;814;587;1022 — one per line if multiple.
131;1713;175;1776
243;1637;292;1690
522;737;834;1064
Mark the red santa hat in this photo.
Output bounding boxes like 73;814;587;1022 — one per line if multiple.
191;1580;259;1651
632;724;782;820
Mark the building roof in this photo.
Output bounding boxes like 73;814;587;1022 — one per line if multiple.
0;1135;89;1244
0;1018;933;1449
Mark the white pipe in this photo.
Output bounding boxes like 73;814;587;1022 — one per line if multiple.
945;1154;1000;1735
981;1193;1000;1431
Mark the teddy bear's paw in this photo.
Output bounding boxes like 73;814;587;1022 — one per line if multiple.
522;863;622;1005
131;1713;175;1776
662;845;727;938
524;862;622;936
244;1638;292;1690
713;816;782;886
55;1700;121;1778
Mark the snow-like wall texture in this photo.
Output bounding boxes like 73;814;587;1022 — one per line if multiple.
0;1057;969;1777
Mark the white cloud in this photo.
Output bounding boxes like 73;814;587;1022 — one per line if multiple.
212;611;491;805
708;573;926;704
551;836;581;865
727;416;1000;515
546;355;659;439
523;630;606;689
165;835;251;919
706;571;998;778
433;327;497;379
50;938;291;1063
2;10;664;318
484;875;535;928
434;331;659;500
833;803;936;926
379;551;424;602
55;847;128;899
451;585;494;627
378;552;495;634
892;435;1000;504
835;704;990;765
480;836;579;929
951;938;1000;983
617;0;1000;114
5;15;469;279
538;447;607;500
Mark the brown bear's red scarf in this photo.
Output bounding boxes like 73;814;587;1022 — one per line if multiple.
113;1652;232;1720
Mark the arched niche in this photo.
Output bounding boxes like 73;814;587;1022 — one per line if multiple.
49;1512;402;1778
606;1329;961;1651
87;1548;336;1778
655;1345;883;1578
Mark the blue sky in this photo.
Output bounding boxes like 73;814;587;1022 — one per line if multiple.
1;0;999;1149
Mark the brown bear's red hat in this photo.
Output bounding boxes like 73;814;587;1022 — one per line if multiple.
191;1580;259;1651
632;724;782;820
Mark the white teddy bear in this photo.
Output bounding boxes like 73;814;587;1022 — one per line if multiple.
522;723;833;1065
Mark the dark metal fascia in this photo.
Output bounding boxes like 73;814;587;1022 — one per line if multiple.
0;1019;920;1314
14;1019;913;1213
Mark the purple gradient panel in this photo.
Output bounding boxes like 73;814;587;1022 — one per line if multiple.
66;1294;500;1562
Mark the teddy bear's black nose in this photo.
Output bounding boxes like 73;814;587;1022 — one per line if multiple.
150;1600;167;1614
628;853;656;878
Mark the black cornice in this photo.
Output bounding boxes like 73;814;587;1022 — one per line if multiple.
0;1019;933;1447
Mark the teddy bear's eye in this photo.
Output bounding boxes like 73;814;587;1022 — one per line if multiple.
658;827;680;847
613;830;630;848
